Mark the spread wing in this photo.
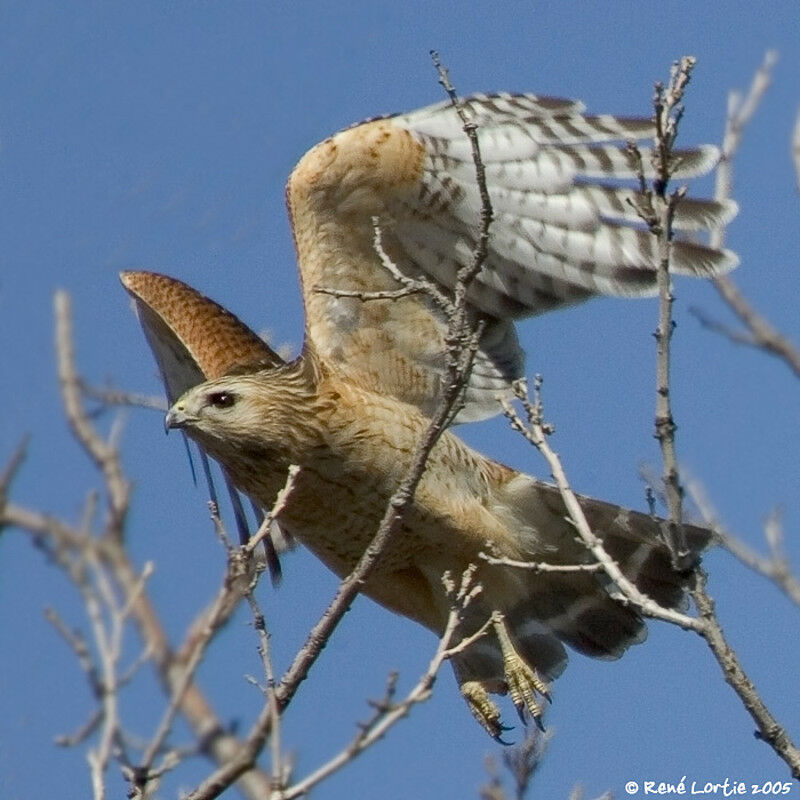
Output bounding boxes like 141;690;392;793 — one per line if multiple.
287;92;738;421
120;271;283;400
120;271;291;578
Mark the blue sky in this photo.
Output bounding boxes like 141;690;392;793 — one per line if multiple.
2;2;799;798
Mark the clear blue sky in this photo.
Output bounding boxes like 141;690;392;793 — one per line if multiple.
2;2;799;798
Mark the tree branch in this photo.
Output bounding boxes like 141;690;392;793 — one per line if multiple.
689;51;800;379
646;58;800;779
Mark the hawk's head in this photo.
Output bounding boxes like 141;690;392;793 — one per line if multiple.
165;364;318;467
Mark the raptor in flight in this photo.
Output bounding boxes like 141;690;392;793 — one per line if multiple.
122;92;735;737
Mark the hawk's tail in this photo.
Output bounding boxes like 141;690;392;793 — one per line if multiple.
496;475;712;672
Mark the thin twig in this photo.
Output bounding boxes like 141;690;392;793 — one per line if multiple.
649;57;698;567
685;477;800;607
4;295;274;798
277;568;486;800
313;285;425;302
133;525;264;790
245;590;288;793
690;52;800;378
244;466;299;557
690;569;800;778
79;380;167;413
479;552;605;574
55;292;130;535
371;215;455;313
646;59;800;779
0;437;29;524
500;380;703;632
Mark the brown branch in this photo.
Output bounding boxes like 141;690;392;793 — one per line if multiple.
431;50;494;288
480;729;550;800
0;436;28;505
244;590;290;793
313;285;425;302
54;292;130;536
3;294;275;798
243;466;299;557
279;568;486;800
186;320;485;798
691;570;800;778
479;551;605;574
79;380;167;413
503;371;800;778
370;215;456;313
501;58;800;781
132;531;260;793
500;381;703;632
649;57;697;567
702;275;800;379
5;508;273;799
685;478;800;607
647;60;800;779
690;52;800;378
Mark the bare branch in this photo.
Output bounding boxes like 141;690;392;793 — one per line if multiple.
699;274;800;379
690;570;800;778
313;284;425;302
480;729;550;800
431;50;494;288
645;59;800;779
278;568;485;800
689;52;800;378
4;293;274;798
55;291;130;534
647;58;700;566
712;50;778;221
79;380;167;413
244;466;299;557
685;477;800;607
244;590;289;793
500;380;703;632
0;437;29;523
479;551;605;574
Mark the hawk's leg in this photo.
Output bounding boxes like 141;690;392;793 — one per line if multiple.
492;611;550;730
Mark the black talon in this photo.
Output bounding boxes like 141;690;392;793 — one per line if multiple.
532;714;546;732
494;734;515;746
514;704;527;725
541;689;552;705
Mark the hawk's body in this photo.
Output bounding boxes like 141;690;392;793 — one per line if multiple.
122;92;734;735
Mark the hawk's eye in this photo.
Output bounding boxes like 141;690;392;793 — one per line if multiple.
208;391;236;409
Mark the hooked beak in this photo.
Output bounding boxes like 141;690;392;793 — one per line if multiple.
164;403;190;433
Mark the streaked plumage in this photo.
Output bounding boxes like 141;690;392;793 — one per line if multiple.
122;92;732;736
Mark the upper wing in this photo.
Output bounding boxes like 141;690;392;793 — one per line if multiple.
120;270;284;401
120;271;291;577
287;92;738;421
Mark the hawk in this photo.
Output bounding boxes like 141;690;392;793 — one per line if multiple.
122;92;735;737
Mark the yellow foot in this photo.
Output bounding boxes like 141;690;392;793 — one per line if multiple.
491;611;550;730
460;680;506;741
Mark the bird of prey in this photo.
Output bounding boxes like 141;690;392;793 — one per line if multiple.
122;92;736;737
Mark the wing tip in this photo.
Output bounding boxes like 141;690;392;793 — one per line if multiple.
673;243;740;277
118;269;139;292
119;269;171;301
672;143;721;177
